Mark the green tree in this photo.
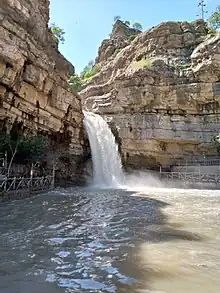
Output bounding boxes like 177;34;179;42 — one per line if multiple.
68;74;83;93
80;61;100;80
0;132;47;176
114;15;121;22
82;64;101;79
81;60;94;78
132;22;143;31
124;20;130;26
49;23;65;44
19;135;47;164
213;133;220;154
208;6;220;30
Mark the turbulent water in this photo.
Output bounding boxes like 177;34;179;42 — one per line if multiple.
0;187;220;293
1;112;220;292
83;111;124;187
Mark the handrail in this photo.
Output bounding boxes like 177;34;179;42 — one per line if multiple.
0;176;54;194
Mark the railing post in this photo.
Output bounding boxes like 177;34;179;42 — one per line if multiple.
4;152;7;169
51;162;55;189
30;163;33;192
4;177;7;191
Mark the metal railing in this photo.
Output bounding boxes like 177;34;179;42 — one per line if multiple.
0;176;54;194
160;172;220;184
174;156;220;167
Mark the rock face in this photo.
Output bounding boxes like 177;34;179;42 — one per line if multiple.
95;20;141;65
81;20;220;169
0;0;88;183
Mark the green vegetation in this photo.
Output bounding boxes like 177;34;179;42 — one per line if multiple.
68;61;101;93
113;48;121;56
68;74;83;93
124;20;130;26
114;15;121;22
49;23;65;44
132;22;143;31
0;131;47;175
81;64;101;80
213;133;220;154
130;58;153;70
208;6;220;30
159;141;167;152
127;35;136;42
113;16;143;31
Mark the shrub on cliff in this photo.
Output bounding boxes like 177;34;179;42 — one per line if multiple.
114;15;121;21
68;74;83;93
68;61;101;93
132;22;143;31
208;6;220;30
81;63;101;80
213;133;220;154
130;58;152;70
113;48;121;56
112;17;143;31
49;23;65;44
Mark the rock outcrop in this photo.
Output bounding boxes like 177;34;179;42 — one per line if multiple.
81;20;220;169
95;20;141;65
0;0;88;183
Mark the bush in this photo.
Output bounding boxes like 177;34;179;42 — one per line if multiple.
130;58;152;70
0;132;47;165
49;23;65;44
113;48;121;56
81;64;101;80
128;35;136;42
68;74;83;93
132;22;143;31
208;6;220;30
213;133;220;153
124;20;130;26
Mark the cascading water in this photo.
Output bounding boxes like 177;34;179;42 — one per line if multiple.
83;110;124;187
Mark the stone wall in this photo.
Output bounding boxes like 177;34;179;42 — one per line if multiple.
0;0;89;183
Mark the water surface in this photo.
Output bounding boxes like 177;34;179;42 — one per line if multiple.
0;187;220;292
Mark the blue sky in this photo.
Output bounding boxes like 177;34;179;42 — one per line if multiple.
49;0;218;74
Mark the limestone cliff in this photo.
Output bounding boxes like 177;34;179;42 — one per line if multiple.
0;0;88;183
81;20;220;169
95;20;141;64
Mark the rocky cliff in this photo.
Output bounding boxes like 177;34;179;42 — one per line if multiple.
0;0;88;183
81;20;220;169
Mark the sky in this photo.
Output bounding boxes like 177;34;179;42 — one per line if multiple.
49;0;219;74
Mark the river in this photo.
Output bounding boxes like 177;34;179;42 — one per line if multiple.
0;186;220;293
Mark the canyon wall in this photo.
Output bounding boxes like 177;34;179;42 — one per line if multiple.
0;0;89;183
81;20;220;169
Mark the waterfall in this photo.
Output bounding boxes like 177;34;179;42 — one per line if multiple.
83;111;124;187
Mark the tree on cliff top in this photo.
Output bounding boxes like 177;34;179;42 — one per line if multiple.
113;15;121;21
132;22;143;31
208;6;220;30
50;23;65;44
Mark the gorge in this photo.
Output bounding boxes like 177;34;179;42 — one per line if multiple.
1;1;220;293
1;0;220;181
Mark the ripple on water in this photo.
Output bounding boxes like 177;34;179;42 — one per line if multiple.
0;188;220;293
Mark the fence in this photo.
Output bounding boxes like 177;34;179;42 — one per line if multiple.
0;176;54;193
160;172;220;184
174;156;220;167
0;175;54;202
